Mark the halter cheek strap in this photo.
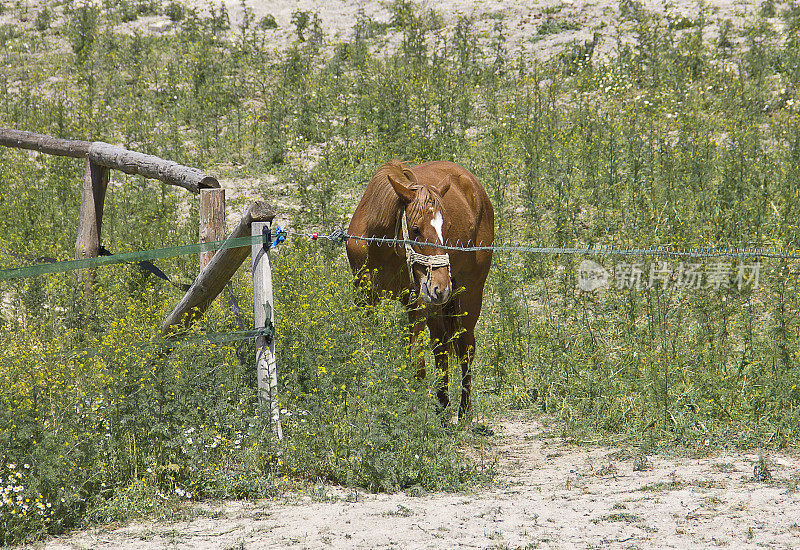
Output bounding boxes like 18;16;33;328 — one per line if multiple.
400;212;451;293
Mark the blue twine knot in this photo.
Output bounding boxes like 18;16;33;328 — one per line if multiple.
271;226;287;249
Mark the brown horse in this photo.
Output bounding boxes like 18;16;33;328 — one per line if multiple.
346;160;494;420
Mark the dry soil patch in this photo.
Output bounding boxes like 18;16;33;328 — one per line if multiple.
39;416;800;549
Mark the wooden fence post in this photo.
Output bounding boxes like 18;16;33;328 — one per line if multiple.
74;157;109;291
199;188;225;271
252;221;283;440
160;201;274;335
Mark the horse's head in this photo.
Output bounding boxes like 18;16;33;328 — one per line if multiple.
388;168;453;306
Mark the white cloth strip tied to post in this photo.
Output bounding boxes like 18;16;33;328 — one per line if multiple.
400;212;451;289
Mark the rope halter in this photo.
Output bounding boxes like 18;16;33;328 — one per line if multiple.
400;211;451;295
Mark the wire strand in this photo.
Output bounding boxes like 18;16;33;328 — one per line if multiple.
290;229;799;261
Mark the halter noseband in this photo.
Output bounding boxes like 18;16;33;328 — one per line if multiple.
399;210;451;296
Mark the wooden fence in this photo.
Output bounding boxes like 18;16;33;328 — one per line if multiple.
0;127;282;438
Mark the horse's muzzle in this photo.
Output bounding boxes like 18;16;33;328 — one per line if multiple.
420;275;452;305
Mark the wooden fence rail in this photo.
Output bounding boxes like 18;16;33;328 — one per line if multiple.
88;142;220;194
0;128;92;158
0;128;220;193
1;127;282;439
1;127;221;288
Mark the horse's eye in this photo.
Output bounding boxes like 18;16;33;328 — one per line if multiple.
411;226;421;236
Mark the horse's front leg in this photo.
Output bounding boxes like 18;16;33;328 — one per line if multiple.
434;343;450;414
407;310;427;380
455;328;476;422
428;317;450;414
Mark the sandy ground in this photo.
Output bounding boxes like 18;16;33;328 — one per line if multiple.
185;0;762;60
39;415;800;549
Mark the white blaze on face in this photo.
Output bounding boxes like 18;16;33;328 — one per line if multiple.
430;212;444;244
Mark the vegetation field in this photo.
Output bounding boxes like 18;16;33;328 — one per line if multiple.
2;0;800;544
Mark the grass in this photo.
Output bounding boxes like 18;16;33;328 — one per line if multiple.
638;478;725;491
534;17;581;39
0;0;800;544
594;512;642;523
712;462;738;473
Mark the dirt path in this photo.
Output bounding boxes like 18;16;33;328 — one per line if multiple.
40;415;800;549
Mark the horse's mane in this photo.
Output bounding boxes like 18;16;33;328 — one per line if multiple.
358;160;449;239
363;160;410;232
405;185;443;225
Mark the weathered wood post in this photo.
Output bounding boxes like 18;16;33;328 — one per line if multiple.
74;158;110;291
252;221;283;440
88;142;220;193
199;188;225;270
0;127;224;294
160;201;274;335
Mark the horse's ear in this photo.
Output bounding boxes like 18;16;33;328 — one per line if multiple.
389;174;415;203
402;168;418;184
434;174;453;197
